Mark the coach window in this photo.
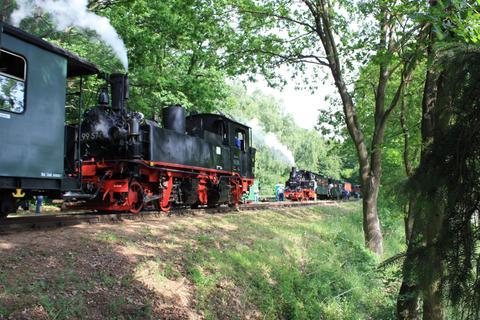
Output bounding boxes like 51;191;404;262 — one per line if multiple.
0;50;26;114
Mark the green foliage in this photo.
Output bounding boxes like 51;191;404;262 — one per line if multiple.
424;0;480;45
319;59;424;188
11;0;243;115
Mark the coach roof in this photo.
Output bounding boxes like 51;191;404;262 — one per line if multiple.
1;22;99;77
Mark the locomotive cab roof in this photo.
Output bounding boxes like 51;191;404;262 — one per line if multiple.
1;22;99;77
186;113;251;131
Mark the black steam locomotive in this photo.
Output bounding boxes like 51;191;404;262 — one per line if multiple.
75;73;255;212
0;23;255;217
285;168;319;201
285;167;356;201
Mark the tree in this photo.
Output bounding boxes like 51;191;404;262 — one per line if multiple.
228;0;429;255
397;2;480;319
9;0;248;115
0;0;14;21
397;46;480;320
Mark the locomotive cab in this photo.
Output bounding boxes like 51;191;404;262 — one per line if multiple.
186;114;255;179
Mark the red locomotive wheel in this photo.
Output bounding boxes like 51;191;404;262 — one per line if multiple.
128;181;144;214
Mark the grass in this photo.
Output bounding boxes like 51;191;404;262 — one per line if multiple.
0;269;89;319
184;203;405;319
0;202;405;319
96;230;127;243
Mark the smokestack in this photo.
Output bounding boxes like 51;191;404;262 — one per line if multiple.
110;73;129;112
291;167;297;179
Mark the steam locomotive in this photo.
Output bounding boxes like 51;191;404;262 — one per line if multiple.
284;168;319;201
74;74;255;213
0;23;255;217
285;167;358;201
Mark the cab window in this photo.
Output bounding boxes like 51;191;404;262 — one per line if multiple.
0;50;26;113
235;129;246;151
214;120;228;145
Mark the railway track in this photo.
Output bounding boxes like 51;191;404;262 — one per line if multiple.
0;200;337;234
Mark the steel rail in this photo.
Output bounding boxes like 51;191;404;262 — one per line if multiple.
0;200;337;234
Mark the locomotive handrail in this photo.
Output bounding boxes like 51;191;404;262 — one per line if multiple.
77;76;84;189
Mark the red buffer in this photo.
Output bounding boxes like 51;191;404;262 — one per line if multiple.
285;189;316;201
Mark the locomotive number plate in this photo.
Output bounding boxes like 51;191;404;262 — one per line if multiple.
81;132;101;141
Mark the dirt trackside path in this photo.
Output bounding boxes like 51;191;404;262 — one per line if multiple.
0;202;401;320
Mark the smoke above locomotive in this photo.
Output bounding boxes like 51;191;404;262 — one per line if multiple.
11;0;129;70
247;118;295;166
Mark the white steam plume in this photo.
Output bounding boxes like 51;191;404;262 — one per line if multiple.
11;0;128;70
247;118;295;166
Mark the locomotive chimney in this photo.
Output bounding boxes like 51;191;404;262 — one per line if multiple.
290;167;297;179
110;73;129;112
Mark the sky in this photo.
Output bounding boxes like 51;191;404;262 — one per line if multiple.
245;67;336;130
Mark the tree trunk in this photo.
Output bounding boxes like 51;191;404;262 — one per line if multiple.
397;198;422;320
304;0;393;256
326;42;385;256
423;270;444;320
419;68;453;320
397;261;421;320
404;200;415;243
397;284;421;320
400;94;416;244
397;2;439;317
421;194;445;320
362;175;383;255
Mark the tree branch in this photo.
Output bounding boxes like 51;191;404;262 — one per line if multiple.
399;89;413;176
239;48;330;66
238;8;316;32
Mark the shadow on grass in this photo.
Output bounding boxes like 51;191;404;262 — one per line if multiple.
0;203;402;320
0;220;203;319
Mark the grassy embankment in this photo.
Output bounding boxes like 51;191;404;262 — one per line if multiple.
186;203;404;319
0;202;405;319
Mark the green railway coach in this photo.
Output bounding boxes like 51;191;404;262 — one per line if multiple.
0;22;98;216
